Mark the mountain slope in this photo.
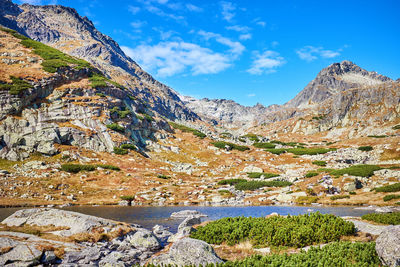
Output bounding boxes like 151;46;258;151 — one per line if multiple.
0;0;199;121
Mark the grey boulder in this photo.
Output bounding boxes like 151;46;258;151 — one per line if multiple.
376;225;400;267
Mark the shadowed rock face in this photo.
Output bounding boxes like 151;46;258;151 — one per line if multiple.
0;0;199;121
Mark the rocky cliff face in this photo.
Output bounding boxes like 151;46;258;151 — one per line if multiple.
285;60;392;108
0;0;199;121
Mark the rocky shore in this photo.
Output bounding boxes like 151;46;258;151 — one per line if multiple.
0;208;399;266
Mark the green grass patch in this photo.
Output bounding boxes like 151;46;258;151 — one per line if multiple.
157;174;170;179
393;125;400;130
212;141;250;151
120;195;134;201
361;212;400;225
113;147;128;155
168;122;206;138
296;196;319;204
247;172;279;179
265;148;287;155
0;76;32;95
190;212;355;248
120;144;136;150
265;147;335;156
96;92;106;97
375;183;400;193
367;135;388;138
110;106;131;119
330;195;350;201
61;163;120;173
358;146;373;152
106;123;125;133
218;179;247;185
312;160;327;167
241;133;260;142
320;164;382;177
383;194;400;202
234;180;292;191
305;172;319;178
253;142;276;149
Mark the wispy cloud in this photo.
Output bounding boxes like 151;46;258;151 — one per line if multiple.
121;42;231;77
226;25;250;33
128;5;140;14
247;93;256;97
130;21;146;29
239;33;252;40
136;0;185;21
198;30;245;56
296;46;341;62
186;3;203;12
247;50;286;75
18;0;43;4
220;1;236;22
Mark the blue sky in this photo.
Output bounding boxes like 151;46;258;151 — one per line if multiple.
19;0;400;106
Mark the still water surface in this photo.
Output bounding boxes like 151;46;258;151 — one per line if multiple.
0;205;373;232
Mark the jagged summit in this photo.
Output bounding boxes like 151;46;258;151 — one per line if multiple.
285;60;392;108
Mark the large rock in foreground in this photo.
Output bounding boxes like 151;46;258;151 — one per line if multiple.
376;225;400;267
150;238;223;267
2;208;116;236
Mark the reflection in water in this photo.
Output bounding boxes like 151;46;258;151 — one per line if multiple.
0;205;373;232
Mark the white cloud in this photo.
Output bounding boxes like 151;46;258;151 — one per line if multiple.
198;30;245;56
271;41;279;48
128;5;140;14
186;3;203;12
296;46;341;62
247;93;256;97
121;42;231;77
247;50;286;75
220;1;236;22
130;21;146;29
239;33;252;40
226;25;250;33
256;21;266;27
136;0;185;21
18;0;43;4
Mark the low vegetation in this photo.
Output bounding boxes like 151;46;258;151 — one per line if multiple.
212;141;250;151
253;142;276;149
208;242;380;267
113;147;128;155
234;180;292;191
190;212;355;248
120;144;136;150
266;147;335;156
305;171;319;178
61;163;120;173
218;179;247;185
383;194;400;202
318;164;382;177
110;106;131;119
241;133;260;142
265;148;287;155
358;146;373;152
106;123;125;133
120;195;135;201
157;174;170;179
296;196;319;204
361;212;400;225
0;76;32;95
367;135;388;138
247;172;279;179
393;125;400;130
89;73;123;89
312;160;327;166
330;195;350;201
169;122;206;138
375;182;400;192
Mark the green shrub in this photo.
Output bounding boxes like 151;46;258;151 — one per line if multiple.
110;106;131;119
253;142;276;149
358;146;373;152
368;135;388;138
305;172;319;178
120;144;136;150
247;172;279;179
296;196;319;204
113;147;128;155
60;163;119;173
96;164;120;171
89;73;124;89
349;191;356;195
287;147;336;155
393;125;400;130
234;180;292;191
96;92;106;97
361;212;400;225
383;194;400;202
330;195;350;200
241;134;259;142
0;76;32;95
375;183;400;193
168;122;206;138
218;179;247;185
157;174;170;179
212;141;249;151
265;148;287;155
312;160;327;166
199;242;380;267
106;123;125;133
190;212;356;248
321;164;382;177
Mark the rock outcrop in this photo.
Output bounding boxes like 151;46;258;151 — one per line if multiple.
376;225;400;267
150;238;223;267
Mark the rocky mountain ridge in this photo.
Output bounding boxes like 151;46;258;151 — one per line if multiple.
0;0;199;121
